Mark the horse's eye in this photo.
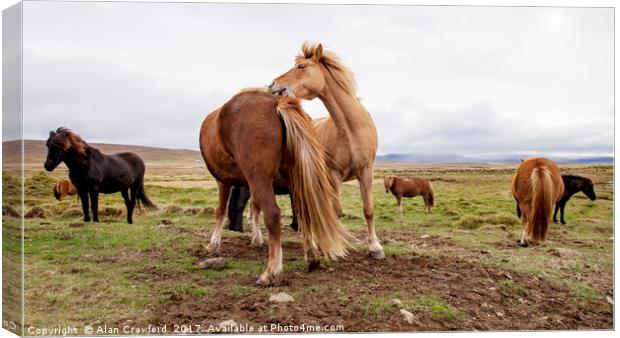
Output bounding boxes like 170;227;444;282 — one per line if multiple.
297;64;306;69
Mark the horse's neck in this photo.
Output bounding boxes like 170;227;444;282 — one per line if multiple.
64;147;93;172
318;80;377;142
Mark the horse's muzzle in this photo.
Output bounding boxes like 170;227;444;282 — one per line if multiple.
268;82;294;97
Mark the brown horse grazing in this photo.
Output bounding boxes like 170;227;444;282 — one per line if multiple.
268;42;384;259
511;157;564;247
53;179;78;201
384;176;434;213
199;88;349;286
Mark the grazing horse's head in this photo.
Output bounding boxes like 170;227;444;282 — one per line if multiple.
582;178;597;201
384;176;395;193
44;127;86;171
269;42;357;100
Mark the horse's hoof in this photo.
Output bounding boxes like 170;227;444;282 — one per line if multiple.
518;241;529;248
561;221;567;225
250;238;263;247
307;259;321;272
255;275;275;287
370;250;385;259
206;243;219;252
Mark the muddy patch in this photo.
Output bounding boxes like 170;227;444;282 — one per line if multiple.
153;237;612;332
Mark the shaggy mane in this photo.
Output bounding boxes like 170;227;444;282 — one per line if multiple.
296;42;358;99
47;127;87;156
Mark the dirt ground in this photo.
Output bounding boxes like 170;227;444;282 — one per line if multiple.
153;234;613;332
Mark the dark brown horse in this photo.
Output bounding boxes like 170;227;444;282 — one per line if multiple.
512;157;564;246
553;174;596;225
199;89;349;286
44;127;157;224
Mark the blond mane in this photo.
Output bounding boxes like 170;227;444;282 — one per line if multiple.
297;42;358;98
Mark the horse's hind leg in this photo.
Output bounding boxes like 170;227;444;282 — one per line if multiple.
359;167;384;259
207;181;232;252
250;200;264;247
121;189;133;224
518;203;531;247
250;181;282;286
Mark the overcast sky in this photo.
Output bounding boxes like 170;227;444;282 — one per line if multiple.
19;2;613;157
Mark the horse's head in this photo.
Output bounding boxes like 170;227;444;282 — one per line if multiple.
44;127;86;171
582;178;597;201
384;176;395;193
269;42;356;101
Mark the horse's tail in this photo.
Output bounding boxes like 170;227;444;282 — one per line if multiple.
276;97;350;260
427;182;435;207
136;183;158;211
528;166;554;243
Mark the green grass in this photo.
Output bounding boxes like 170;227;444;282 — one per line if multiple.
410;295;466;320
7;165;612;328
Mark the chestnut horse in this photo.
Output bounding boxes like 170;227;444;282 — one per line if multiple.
268;42;384;259
53;179;78;201
384;175;434;213
199;89;349;286
511;157;564;247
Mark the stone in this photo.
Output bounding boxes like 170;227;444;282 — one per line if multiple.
400;309;415;324
606;296;614;305
549;247;583;258
420;235;431;239
199;257;227;270
389;298;404;308
218;320;237;331
496;311;504;317
269;292;294;303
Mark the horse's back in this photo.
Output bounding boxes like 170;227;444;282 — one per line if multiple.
512;157;563;201
201;91;285;185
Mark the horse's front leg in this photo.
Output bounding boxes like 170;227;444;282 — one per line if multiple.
560;203;567;225
358;167;384;259
396;195;403;213
329;170;344;218
207;181;231;252
89;187;100;222
78;189;90;222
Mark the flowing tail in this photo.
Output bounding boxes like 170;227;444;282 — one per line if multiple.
276;97;350;260
528;166;554;243
136;183;158;211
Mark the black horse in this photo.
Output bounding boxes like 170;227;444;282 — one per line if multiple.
227;175;298;232
44;127;157;224
553;174;596;225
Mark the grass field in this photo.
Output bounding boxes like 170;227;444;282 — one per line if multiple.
3;157;613;332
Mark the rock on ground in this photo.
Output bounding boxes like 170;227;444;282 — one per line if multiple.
400;309;415;324
269;292;294;303
390;298;404;308
199;257;228;270
218;319;238;331
549;247;583;258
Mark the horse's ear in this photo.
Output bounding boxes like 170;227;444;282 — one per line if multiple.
313;44;323;62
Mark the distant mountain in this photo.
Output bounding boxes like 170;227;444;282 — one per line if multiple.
3;140;203;170
376;153;613;164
